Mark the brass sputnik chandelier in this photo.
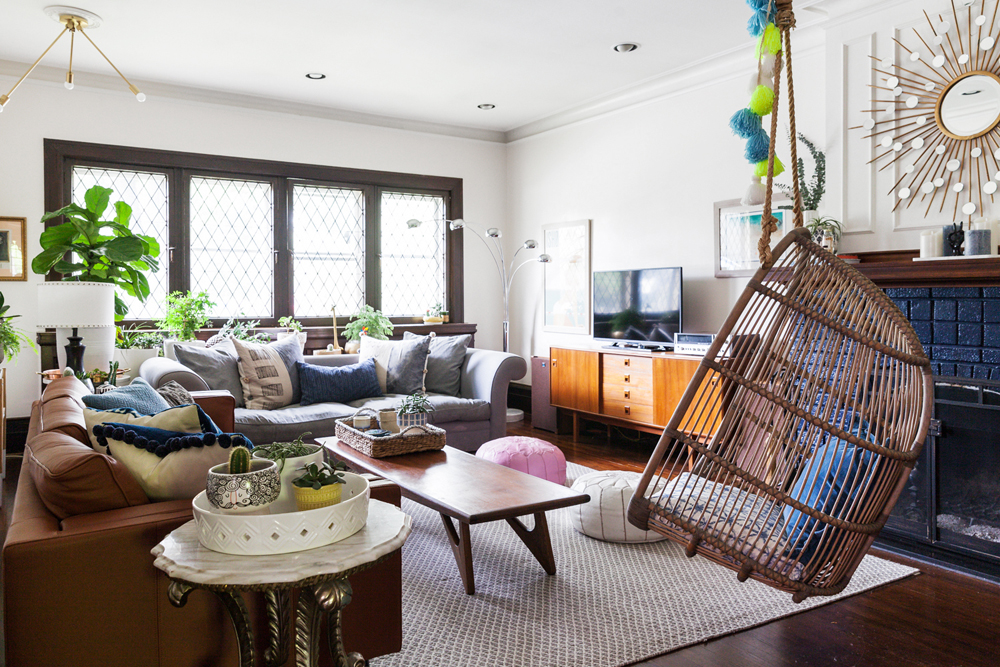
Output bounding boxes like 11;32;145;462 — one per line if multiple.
857;0;1000;219
0;6;144;113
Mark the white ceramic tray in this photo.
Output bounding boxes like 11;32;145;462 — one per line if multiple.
191;472;369;555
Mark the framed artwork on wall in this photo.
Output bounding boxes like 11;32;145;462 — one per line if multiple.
0;217;27;281
713;199;791;278
543;219;591;334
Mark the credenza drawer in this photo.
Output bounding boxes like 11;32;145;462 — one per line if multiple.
602;355;653;377
601;400;656;424
601;381;654;405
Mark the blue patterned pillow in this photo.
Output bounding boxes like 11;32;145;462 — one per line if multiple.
82;378;171;415
298;358;383;406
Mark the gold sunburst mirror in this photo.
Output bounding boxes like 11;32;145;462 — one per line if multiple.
857;0;1000;219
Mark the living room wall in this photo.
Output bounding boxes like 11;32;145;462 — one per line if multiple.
0;77;508;418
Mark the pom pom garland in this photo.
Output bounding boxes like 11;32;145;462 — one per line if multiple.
748;71;774;95
123;430;136;444
748;11;769;37
741;176;767;206
757;23;782;57
219;433;232;448
754;156;785;177
729;108;762;138
745;127;772;163
155;445;170;457
749;84;775;115
759;52;776;78
203;432;217;447
112;427;126;441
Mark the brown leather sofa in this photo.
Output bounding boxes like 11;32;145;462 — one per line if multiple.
3;377;402;667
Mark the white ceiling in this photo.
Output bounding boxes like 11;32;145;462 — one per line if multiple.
0;1;829;136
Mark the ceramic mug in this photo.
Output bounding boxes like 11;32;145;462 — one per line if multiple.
206;459;281;514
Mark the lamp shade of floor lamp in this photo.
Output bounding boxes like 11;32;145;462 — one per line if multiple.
37;281;116;374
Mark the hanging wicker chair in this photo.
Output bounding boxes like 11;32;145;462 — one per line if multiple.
628;228;933;601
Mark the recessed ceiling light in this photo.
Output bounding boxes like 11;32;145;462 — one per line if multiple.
613;43;639;53
305;73;326;80
478;103;495;110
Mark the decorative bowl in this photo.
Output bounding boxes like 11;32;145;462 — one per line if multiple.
206;459;281;514
192;472;370;555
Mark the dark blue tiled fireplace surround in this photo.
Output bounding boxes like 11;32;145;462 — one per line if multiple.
885;287;1000;380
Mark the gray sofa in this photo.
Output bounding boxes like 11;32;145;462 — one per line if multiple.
139;348;526;452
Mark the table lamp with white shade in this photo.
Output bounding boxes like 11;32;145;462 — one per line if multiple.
37;281;116;373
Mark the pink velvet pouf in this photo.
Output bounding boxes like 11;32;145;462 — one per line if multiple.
476;436;567;485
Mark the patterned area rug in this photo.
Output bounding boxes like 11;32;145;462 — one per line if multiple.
369;463;917;667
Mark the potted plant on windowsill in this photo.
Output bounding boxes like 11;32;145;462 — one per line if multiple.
292;460;349;511
156;290;214;359
252;433;325;513
342;305;393;354
397;392;435;429
114;325;163;374
423;303;444;324
0;293;36;365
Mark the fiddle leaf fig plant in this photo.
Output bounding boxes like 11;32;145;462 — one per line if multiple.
32;185;161;320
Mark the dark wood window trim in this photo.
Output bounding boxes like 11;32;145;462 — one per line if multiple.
43;138;465;325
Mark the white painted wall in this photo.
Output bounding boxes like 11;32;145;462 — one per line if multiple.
0;76;507;418
505;46;827;381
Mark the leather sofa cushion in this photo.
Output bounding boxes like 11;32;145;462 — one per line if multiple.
39;375;90;404
25;432;148;519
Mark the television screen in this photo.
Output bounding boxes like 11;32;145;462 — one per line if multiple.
593;267;682;347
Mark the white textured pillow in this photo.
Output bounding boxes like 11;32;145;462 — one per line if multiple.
231;337;298;409
84;404;204;453
106;434;235;502
359;335;394;393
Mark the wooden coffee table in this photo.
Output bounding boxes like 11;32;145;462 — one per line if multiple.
321;439;590;595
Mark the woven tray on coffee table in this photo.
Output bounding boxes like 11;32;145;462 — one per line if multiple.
335;408;446;458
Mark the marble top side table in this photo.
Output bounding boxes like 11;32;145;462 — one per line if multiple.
152;499;411;667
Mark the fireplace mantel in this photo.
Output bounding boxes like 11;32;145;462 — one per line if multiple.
852;249;1000;288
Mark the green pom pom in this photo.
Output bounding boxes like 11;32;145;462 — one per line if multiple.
228;445;252;474
756;23;781;57
749;85;775;116
754;157;785;178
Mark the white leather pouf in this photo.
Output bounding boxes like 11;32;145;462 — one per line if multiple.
569;470;667;543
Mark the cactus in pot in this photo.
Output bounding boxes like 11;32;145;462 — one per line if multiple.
206;443;280;514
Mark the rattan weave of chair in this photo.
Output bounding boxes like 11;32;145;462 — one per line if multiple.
627;229;933;602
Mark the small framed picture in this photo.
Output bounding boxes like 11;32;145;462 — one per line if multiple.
713;199;791;278
0;217;27;281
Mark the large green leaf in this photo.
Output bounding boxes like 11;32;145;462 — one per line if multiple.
85;186;112;217
31;247;67;275
67;217;99;243
40;203;90;224
113;201;132;227
39;222;79;249
104;236;144;262
53;260;85;275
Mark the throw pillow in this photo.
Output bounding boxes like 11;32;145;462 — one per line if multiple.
81;378;171;415
83;403;212;453
174;338;245;408
359;334;432;395
95;423;250;502
404;331;471;395
231;335;305;409
298;358;383;406
156;380;195;407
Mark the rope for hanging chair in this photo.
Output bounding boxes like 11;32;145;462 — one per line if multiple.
759;0;804;268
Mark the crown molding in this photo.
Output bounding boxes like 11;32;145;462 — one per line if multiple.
0;59;507;144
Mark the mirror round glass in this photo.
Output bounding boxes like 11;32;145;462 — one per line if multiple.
938;72;1000;138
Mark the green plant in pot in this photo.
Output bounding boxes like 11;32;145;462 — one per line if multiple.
114;324;163;373
208;316;269;346
33;184;161;321
252;433;324;513
342;304;393;354
156;290;214;358
0;292;36;365
806;216;842;254
278;316;303;333
292;460;348;511
397;392;435;429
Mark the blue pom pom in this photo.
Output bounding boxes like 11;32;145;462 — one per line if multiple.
123;430;136;444
219;434;232;448
184;435;201;448
748;11;768;37
135;436;148;448
145;441;158;453
745;127;772;163
746;0;768;9
93;424;104;436
155;445;170;457
729;108;762;139
203;432;217;447
97;436;108;449
111;427;125;441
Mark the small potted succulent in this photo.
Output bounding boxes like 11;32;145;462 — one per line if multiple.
292;460;349;511
206;444;280;515
423;303;444;323
806;216;842;254
397;392;435;429
252;433;324;513
157;290;214;359
278;316;303;333
342;305;393;354
114;324;163;373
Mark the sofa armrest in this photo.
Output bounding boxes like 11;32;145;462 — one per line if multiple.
191;391;236;433
139;356;212;392
460;348;527;440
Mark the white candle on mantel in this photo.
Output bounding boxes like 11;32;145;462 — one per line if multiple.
972;217;999;256
920;229;943;258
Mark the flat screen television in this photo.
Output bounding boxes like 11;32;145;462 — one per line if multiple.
593;267;683;349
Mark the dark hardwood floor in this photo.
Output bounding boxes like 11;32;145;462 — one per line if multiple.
3;419;998;667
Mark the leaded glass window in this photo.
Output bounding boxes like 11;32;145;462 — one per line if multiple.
380;191;445;317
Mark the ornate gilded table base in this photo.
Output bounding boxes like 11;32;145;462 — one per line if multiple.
167;577;366;667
